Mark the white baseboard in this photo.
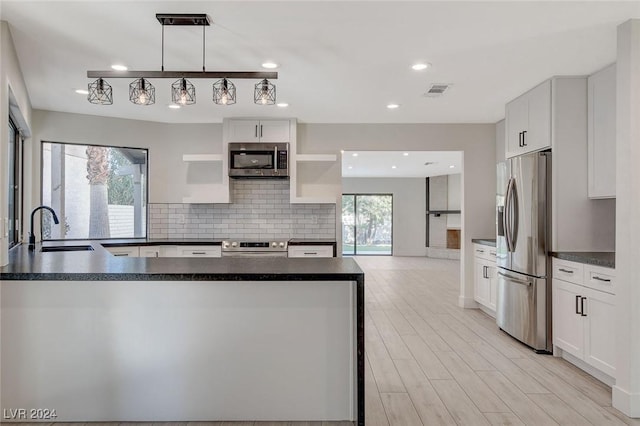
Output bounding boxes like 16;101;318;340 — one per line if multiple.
458;295;478;309
478;304;496;319
613;385;640;418
560;351;615;387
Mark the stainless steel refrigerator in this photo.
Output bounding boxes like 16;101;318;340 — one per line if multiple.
496;150;552;353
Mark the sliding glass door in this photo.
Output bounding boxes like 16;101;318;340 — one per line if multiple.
342;194;392;256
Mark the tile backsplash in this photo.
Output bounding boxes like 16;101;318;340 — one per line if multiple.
149;180;336;240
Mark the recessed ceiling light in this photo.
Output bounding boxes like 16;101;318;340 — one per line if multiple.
75;89;89;95
387;103;400;109
111;64;128;71
449;165;455;168
262;62;278;69
412;63;430;71
352;153;358;157
276;103;289;108
340;150;345;154
403;152;409;156
168;104;181;109
348;166;353;169
391;165;397;169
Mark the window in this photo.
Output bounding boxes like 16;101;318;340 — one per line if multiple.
41;142;148;240
342;194;392;255
8;117;21;248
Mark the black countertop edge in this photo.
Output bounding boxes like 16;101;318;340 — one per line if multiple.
551;252;615;268
0;272;365;282
471;238;496;247
288;239;337;245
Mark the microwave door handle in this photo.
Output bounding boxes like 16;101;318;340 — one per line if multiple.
274;146;278;172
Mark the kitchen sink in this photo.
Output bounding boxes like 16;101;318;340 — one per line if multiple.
41;245;94;252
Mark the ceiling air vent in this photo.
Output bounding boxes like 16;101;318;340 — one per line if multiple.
424;162;437;166
424;83;451;97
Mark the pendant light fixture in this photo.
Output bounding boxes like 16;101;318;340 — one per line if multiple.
86;14;278;106
129;78;155;105
172;78;196;105
213;78;236;105
254;78;276;105
87;78;113;105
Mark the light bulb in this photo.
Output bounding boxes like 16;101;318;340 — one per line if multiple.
138;92;148;104
221;92;228;105
179;91;188;105
261;92;268;104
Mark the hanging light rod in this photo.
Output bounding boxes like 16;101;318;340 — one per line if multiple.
87;71;277;79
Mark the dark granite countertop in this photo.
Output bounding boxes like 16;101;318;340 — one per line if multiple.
551;252;615;268
288;239;337;245
471;238;496;247
1;241;363;281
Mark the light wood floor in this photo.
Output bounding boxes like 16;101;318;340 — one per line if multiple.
4;256;639;425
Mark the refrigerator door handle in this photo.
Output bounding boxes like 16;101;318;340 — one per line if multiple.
504;178;514;252
510;178;519;249
498;271;532;286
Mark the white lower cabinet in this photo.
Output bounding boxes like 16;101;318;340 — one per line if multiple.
176;246;222;258
139;246;162;257
105;246;139;257
473;244;497;316
288;245;334;258
553;259;616;379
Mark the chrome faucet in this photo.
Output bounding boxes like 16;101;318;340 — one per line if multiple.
28;206;59;251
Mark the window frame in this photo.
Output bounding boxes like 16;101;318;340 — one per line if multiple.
341;193;393;256
8;116;22;249
40;140;150;241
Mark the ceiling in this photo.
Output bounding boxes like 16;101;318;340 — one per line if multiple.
2;1;639;124
342;151;462;178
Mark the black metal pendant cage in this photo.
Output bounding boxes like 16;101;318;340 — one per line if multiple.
213;78;236;105
172;78;196;105
254;78;276;105
88;78;113;105
129;78;156;105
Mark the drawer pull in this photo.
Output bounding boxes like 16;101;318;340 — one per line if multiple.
192;251;207;255
476;249;485;253
592;276;611;282
114;253;129;257
490;251;496;256
575;295;581;314
304;252;318;255
558;268;574;274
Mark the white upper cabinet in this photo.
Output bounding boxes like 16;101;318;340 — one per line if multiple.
227;119;290;143
505;80;551;158
588;63;616;199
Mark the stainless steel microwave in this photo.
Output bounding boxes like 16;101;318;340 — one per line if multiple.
228;143;289;178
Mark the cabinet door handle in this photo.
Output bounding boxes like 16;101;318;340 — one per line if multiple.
558;268;574;274
260;124;263;138
522;130;527;146
575;295;581;314
483;265;488;279
592;275;611;282
581;297;587;316
255;124;258;138
520;131;524;147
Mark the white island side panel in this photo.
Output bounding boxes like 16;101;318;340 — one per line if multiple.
1;280;355;422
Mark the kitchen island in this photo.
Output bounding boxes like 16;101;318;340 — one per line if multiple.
0;242;364;425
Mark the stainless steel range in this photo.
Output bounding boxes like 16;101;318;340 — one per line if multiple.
222;240;289;257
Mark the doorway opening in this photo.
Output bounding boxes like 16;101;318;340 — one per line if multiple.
342;194;392;256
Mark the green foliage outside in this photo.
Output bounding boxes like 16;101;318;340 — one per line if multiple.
107;148;134;205
342;194;392;251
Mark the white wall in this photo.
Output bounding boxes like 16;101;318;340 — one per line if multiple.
30;110;222;209
447;173;461;229
298;123;496;308
613;19;640;418
342;177;426;256
0;21;32;267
